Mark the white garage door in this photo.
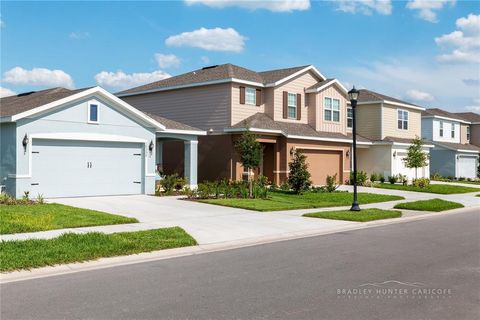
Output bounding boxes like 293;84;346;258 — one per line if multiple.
395;152;428;180
30;139;144;198
457;156;477;179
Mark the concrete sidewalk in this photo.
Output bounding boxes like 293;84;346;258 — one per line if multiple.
1;187;478;244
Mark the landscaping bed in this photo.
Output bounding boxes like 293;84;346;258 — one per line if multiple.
0;204;138;235
0;227;196;272
303;208;401;222
371;183;480;194
394;199;464;212
199;191;404;211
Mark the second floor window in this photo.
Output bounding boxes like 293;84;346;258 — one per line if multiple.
397;109;408;130
245;87;256;105
287;93;297;119
439;121;444;137
347;107;353;128
451;124;455;138
467;126;471;141
324;97;340;122
88;103;99;123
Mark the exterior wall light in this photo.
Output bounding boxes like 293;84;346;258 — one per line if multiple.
22;134;29;151
346;150;350;157
393;151;397;158
149;140;154;152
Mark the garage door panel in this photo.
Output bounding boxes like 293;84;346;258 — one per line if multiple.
303;150;342;185
457;156;476;179
31;139;143;198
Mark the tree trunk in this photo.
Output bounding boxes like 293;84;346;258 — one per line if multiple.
415;167;418;180
249;168;253;198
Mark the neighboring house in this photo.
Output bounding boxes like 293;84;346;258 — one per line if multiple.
454;112;480;147
118;64;359;185
0;87;204;198
354;89;432;180
421;108;479;179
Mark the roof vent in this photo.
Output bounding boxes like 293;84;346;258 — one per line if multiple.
17;91;36;97
202;65;219;70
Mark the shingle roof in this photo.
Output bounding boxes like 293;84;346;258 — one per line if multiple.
454;112;480;123
143;112;202;132
422;108;467;121
0;87;90;117
431;141;480;152
357;89;421;108
307;78;335;90
229;113;371;143
117;64;316;95
381;136;421;144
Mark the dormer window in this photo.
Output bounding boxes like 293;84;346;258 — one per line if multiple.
324;97;340;122
88;103;99;124
287;93;297;119
397;109;408;130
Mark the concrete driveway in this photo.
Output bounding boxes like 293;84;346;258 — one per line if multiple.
51;195;355;245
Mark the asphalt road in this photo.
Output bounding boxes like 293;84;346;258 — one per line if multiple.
1;209;479;320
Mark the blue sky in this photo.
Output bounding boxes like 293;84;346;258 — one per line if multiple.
1;0;479;112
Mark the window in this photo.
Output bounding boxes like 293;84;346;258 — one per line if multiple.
347;107;353;128
324;97;340;122
287;93;297;119
88;103;99;123
467;126;471;141
439;121;444;137
397;109;408;130
451;124;455;138
245;87;256;105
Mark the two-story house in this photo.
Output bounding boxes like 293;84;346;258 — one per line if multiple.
455;112;480;147
118;63;428;185
355;90;431;180
422;108;479;179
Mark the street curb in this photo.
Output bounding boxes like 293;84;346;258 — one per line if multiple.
1;206;478;284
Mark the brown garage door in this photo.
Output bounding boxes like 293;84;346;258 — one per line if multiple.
302;150;343;185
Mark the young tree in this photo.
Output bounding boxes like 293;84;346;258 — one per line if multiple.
234;129;263;197
403;136;429;180
288;149;312;194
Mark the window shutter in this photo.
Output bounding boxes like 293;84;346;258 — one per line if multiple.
239;86;245;104
296;94;301;120
256;89;262;106
283;91;288;119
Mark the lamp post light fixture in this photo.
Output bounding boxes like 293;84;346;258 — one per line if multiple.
348;86;361;212
149;140;154;153
22;134;29;152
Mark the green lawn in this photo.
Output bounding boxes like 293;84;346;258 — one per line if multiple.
0;227;197;272
303;208;401;222
199;191;404;211
394;199;464;212
372;183;480;194
0;204;138;235
433;179;480;185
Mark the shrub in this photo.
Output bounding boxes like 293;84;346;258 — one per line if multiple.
288;150;312;194
458;176;466;181
379;176;385;183
398;174;408;186
237;182;249;198
311;186;328;193
36;194;45;204
388;175;397;184
370;172;379;182
161;174;178;194
325;174;338;193
0;192;15;205
431;172;442;181
350;171;367;186
174;177;186;191
413;178;430;188
280;182;290;191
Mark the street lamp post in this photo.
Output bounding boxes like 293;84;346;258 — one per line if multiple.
348;86;361;212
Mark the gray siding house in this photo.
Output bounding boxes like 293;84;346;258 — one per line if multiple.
0;87;204;198
421;108;479;179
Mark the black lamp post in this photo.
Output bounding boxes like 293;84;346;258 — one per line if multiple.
348;86;360;212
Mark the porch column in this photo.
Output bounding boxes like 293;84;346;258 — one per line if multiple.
156;140;163;173
184;140;198;188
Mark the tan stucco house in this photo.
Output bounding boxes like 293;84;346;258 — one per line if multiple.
117;63;427;185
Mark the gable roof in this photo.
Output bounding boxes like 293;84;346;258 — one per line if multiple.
225;112;371;144
116;64;325;97
422;108;469;123
143;112;203;133
454;112;480;124
305;78;348;94
429;140;480;153
356;89;424;111
0;87;90;117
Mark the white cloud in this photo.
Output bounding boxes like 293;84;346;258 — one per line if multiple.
406;0;455;23
435;13;480;63
165;27;247;52
201;56;210;64
406;89;434;101
69;32;90;39
335;0;392;16
94;70;171;90
185;0;310;12
154;53;181;68
0;87;16;98
465;99;480;112
3;67;75;89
